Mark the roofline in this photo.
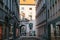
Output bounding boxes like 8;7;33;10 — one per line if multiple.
20;4;36;5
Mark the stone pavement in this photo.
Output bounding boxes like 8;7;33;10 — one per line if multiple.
15;38;20;40
19;36;40;40
4;36;40;40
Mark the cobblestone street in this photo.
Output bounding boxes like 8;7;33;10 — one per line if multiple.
0;0;60;40
15;36;40;40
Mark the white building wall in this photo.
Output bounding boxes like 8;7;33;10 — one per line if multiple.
19;5;36;35
19;5;36;20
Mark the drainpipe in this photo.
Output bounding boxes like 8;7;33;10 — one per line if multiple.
45;0;48;40
6;0;10;40
45;0;51;40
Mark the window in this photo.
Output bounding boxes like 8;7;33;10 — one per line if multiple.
55;0;57;4
48;10;49;18
21;7;24;10
34;0;36;1
29;8;32;10
23;0;26;2
29;15;32;20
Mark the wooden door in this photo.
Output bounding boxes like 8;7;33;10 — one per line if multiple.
0;25;2;40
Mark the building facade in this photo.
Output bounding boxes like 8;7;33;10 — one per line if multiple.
36;0;60;40
19;0;36;36
20;18;29;36
0;0;20;40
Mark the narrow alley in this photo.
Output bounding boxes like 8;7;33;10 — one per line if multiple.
0;0;60;40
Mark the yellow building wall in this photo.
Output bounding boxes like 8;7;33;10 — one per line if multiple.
20;0;35;5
